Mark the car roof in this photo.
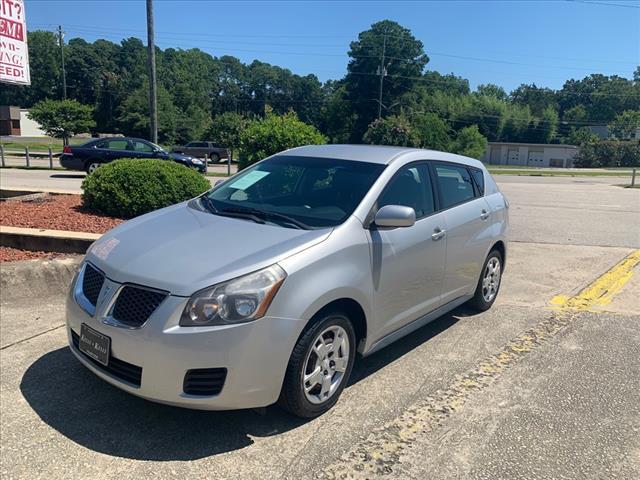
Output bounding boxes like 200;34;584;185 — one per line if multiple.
280;144;484;168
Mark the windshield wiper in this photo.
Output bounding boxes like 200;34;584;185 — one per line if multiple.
199;195;218;213
222;207;310;230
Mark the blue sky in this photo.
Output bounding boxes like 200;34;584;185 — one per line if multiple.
25;0;640;92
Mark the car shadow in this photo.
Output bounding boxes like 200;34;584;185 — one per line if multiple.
50;173;85;179
20;308;467;461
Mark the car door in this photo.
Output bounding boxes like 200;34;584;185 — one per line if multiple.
432;162;492;304
103;138;133;162
368;162;447;341
131;139;156;159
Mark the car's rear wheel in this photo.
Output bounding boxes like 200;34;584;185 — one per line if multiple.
279;313;355;418
85;161;101;174
469;250;503;311
209;153;220;163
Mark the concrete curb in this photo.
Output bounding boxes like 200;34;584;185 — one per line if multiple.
0;226;100;254
0;256;82;301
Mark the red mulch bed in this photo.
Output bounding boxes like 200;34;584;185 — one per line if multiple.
0;246;70;263
0;194;124;234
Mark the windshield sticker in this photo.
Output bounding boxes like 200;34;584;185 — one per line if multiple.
92;237;120;260
228;170;270;190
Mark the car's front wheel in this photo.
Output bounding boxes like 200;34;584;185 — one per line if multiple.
279;313;356;418
209;153;220;163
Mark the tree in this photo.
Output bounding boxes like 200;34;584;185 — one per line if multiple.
363;115;419;147
239;111;327;169
477;84;507;101
206;112;249;152
344;20;429;141
566;127;599;146
574;140;640;168
510;84;558;116
410;112;451;150
27;99;95;144
609;110;640;140
450;125;488;159
116;82;179;144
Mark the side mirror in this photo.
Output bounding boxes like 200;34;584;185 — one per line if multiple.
373;205;416;228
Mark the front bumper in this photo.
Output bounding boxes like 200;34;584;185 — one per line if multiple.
65;278;301;410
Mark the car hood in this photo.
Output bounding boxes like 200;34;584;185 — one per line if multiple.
86;202;332;296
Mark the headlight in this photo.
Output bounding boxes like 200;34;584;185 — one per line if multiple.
191;158;203;165
180;264;286;326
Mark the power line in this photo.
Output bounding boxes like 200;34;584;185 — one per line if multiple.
565;0;640;8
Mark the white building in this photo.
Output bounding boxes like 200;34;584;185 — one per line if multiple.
19;109;47;137
481;142;579;168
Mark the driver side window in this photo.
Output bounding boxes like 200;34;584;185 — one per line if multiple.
378;164;435;219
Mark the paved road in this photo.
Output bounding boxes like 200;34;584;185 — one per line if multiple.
1;171;639;479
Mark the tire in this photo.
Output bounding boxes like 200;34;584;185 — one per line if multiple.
85;161;102;174
469;249;503;312
209;153;220;163
278;313;356;418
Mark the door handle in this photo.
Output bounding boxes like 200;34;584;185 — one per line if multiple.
431;228;446;241
480;209;490;220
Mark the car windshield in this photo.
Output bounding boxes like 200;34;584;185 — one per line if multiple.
201;155;385;228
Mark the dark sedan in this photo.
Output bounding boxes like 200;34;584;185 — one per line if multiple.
59;137;206;174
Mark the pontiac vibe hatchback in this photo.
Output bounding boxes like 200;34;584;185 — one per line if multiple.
67;144;509;418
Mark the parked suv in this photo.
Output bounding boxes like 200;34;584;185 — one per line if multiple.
171;141;228;163
66;145;508;417
59;137;206;173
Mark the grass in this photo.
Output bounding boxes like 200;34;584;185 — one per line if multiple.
486;168;634;177
0;138;85;153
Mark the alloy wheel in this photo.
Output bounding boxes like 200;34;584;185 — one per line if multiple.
482;257;501;302
302;325;350;405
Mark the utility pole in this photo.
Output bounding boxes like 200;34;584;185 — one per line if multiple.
57;26;67;100
377;34;387;119
146;0;158;144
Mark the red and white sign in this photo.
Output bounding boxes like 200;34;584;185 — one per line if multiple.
0;0;30;85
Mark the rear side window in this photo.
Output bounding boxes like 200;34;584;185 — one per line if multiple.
470;168;485;195
434;164;476;209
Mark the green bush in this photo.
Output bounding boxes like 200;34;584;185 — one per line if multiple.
574;140;640;168
82;159;211;219
363;115;420;147
239;111;327;170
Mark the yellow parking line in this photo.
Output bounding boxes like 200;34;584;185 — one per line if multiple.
320;250;640;479
550;250;640;311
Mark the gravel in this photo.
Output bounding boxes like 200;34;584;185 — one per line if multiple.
0;247;70;263
0;194;123;234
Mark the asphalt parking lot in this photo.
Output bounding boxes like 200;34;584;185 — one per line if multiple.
1;174;638;479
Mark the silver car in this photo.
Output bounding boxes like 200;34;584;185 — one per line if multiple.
66;145;508;417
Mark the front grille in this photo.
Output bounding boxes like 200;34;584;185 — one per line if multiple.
71;330;142;387
111;286;167;328
183;368;227;396
82;264;104;306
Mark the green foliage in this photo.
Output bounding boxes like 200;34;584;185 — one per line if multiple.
116;82;179;143
609;110;640;140
410;112;451;150
82;159;211;219
363;115;419;147
566;127;599;146
238;112;327;169
476;84;508;101
207;112;249;150
344;20;429;140
574;140;640;168
450;125;488;159
27;99;96;141
6;24;638;150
